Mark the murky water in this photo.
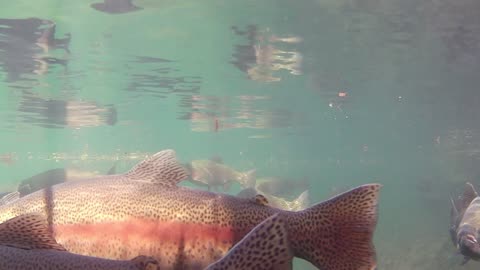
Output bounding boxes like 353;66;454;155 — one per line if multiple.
1;0;480;269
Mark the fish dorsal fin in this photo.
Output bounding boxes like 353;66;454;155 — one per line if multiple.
125;149;189;187
463;182;478;208
0;214;66;251
205;213;293;270
253;194;269;206
291;190;310;211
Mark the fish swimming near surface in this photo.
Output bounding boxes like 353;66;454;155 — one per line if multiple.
0;164;117;206
451;182;480;264
0;149;381;270
17;164;117;197
184;158;256;191
237;187;310;211
205;213;292;270
0;213;159;270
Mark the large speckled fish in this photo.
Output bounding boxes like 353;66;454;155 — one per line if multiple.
0;214;158;270
451;182;480;264
0;149;381;270
205;213;292;270
184;159;256;191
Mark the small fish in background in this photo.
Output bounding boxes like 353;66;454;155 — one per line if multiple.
255;176;310;199
205;213;293;270
450;182;480;265
237;187;310;211
0;214;159;270
184;157;256;191
17;163;117;197
90;0;143;14
0;164;118;206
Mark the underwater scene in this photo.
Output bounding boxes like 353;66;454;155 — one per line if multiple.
0;0;480;269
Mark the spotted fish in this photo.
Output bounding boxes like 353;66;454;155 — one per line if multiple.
0;214;158;270
451;182;480;264
205;213;292;270
0;149;381;270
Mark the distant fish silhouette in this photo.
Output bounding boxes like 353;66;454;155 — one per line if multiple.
91;0;143;14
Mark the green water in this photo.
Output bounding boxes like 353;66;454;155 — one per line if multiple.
1;0;480;269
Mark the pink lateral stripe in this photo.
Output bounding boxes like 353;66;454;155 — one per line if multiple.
55;219;238;243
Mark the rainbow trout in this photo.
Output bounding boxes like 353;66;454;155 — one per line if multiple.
0;149;381;270
0;214;158;270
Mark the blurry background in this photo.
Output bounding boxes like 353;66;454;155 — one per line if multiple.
1;0;480;268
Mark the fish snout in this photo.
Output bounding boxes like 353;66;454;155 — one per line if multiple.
459;234;480;260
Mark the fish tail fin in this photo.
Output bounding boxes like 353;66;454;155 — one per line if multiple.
289;190;310;211
130;255;159;270
205;213;293;270
239;169;256;188
289;183;381;270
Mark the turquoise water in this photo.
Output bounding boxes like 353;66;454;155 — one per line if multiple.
1;0;480;269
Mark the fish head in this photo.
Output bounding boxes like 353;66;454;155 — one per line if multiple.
457;225;480;260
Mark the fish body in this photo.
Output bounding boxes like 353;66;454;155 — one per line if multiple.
186;159;256;191
0;150;380;270
0;246;157;270
0;214;158;270
451;182;480;263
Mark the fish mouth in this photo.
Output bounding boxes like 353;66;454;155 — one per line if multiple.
459;234;480;259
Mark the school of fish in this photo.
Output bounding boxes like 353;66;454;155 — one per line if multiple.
0;149;382;270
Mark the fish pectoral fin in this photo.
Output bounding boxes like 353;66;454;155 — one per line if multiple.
205;214;293;270
0;213;66;251
125;149;189;187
